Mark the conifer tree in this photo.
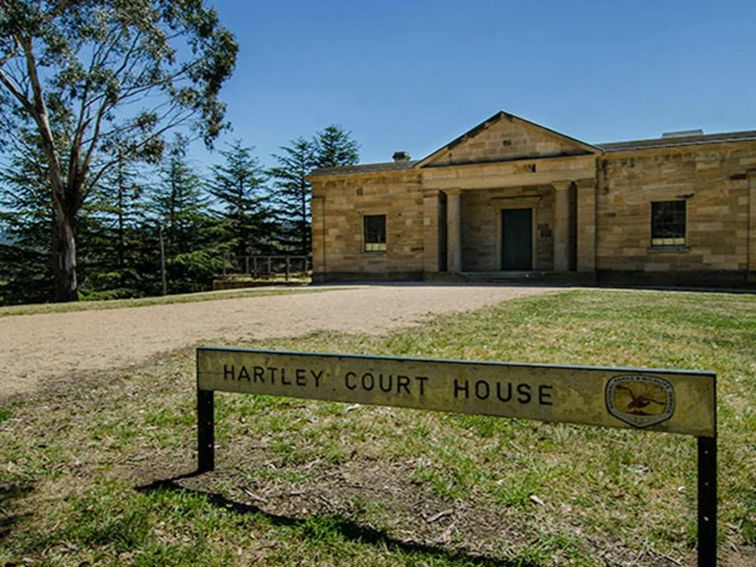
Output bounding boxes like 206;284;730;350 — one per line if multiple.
269;127;360;256
268;138;317;255
314;125;360;168
80;148;149;297
208;141;273;262
0;139;55;303
149;137;222;293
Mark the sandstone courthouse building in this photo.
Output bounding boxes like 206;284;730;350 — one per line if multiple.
308;112;756;287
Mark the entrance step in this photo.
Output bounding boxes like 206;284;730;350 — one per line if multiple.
425;271;595;285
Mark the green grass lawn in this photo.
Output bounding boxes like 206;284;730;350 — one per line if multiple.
0;289;754;566
0;285;341;317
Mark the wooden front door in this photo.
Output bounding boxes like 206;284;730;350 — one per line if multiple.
501;208;533;270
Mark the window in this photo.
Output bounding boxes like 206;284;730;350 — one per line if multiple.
363;215;386;252
651;201;686;247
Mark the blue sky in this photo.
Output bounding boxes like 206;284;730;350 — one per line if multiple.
198;0;756;167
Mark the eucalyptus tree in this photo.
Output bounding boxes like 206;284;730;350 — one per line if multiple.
0;0;237;301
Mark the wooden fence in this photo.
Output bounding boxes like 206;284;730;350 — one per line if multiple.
221;255;310;282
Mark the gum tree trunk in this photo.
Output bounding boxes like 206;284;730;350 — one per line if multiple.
53;203;78;302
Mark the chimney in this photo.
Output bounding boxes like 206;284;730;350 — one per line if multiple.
393;151;411;163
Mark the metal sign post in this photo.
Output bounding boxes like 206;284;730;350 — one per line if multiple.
195;347;717;566
697;436;717;566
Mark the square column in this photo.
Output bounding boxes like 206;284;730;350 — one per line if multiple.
311;196;326;275
446;189;462;273
576;178;597;273
422;189;441;273
552;182;571;272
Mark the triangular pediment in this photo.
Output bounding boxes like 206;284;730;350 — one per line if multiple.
416;111;600;168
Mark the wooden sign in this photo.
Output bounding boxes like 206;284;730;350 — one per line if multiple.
194;347;718;566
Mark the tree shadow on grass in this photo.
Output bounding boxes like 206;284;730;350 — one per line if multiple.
0;481;35;543
137;472;541;567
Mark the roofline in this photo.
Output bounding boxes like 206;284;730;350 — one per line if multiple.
597;131;756;152
308;160;419;178
307;114;756;179
413;111;601;168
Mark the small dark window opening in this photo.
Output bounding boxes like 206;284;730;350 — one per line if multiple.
651;201;686;247
363;215;386;252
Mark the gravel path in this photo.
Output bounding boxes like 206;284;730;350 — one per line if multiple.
0;284;562;398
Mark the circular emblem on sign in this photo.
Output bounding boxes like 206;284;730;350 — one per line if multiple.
605;375;675;428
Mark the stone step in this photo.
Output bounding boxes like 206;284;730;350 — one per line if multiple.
425;271;595;285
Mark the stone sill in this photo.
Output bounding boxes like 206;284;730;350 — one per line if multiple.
647;245;690;254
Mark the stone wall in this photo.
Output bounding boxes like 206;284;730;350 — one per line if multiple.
311;172;426;277
597;143;754;273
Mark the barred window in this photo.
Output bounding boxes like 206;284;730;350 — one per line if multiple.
651;201;686;247
363;215;386;252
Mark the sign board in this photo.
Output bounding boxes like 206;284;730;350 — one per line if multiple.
197;347;715;437
194;347;718;566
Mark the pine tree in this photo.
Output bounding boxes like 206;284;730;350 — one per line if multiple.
149;137;222;294
208;141;274;263
268;138;317;255
269;127;360;256
79;148;149;298
314;125;360;168
0;141;56;304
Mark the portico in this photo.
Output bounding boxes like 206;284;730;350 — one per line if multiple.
420;156;598;276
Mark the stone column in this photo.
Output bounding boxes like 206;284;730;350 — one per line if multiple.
576;178;597;273
552;182;571;272
748;170;756;283
446;189;462;273
423;190;440;273
310;196;326;278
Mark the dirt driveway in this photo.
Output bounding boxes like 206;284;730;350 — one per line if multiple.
0;284;563;399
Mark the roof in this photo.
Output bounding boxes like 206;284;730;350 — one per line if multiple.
312;160;419;176
596;130;756;151
309;111;756;177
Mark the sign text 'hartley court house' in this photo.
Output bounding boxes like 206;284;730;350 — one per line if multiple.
308;111;756;287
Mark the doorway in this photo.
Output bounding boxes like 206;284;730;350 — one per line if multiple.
500;208;533;270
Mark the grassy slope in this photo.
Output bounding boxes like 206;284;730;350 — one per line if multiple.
0;289;753;566
0;286;339;318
